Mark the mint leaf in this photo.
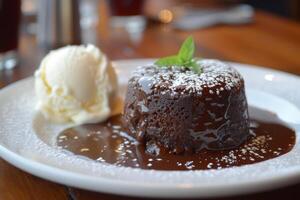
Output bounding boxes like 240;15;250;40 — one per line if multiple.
154;55;181;66
178;36;195;62
190;60;202;74
155;36;202;74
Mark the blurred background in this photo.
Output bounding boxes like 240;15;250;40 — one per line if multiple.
1;0;300;74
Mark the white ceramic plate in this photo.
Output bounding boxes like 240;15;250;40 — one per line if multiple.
0;59;300;198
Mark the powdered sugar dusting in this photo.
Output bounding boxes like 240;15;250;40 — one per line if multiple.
131;59;243;96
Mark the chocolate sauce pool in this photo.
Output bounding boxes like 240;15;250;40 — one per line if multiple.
57;107;296;170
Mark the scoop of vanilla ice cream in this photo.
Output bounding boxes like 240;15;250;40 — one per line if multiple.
35;44;117;125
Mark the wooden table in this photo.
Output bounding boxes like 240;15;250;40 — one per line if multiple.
1;11;300;200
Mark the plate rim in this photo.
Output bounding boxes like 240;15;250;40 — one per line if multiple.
1;138;300;198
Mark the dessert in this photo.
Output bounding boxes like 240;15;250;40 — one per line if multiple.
124;61;249;154
124;37;249;154
35;44;117;125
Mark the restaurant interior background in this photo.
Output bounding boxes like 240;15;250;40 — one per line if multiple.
20;0;300;46
13;0;298;69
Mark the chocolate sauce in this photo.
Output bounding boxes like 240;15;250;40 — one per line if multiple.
57;107;296;170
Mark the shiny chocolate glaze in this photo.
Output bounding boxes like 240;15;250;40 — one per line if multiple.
57;106;295;170
123;61;249;153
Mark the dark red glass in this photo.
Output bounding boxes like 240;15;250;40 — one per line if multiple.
0;0;21;53
109;0;144;16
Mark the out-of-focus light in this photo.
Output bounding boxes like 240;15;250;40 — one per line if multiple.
158;9;173;23
264;74;275;81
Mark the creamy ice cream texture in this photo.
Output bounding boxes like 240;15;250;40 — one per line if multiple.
35;44;118;125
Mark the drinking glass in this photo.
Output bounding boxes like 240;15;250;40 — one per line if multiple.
0;0;21;70
108;0;146;45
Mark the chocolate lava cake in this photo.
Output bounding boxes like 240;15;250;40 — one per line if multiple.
123;59;249;154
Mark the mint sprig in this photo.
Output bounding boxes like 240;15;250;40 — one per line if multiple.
155;36;201;74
